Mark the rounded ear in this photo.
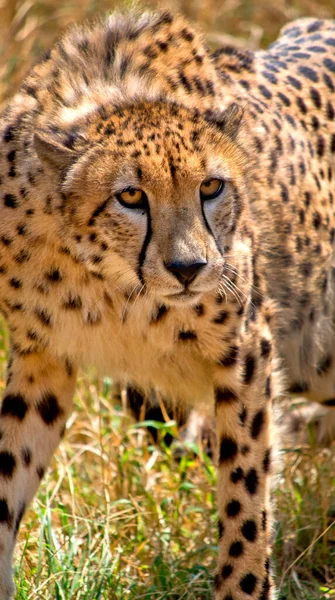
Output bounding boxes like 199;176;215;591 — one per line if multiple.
204;103;244;138
34;132;78;172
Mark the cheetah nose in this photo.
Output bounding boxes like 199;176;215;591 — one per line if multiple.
165;260;207;285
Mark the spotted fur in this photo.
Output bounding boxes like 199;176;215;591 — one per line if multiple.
0;10;335;600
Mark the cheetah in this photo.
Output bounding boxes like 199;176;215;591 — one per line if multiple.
0;9;335;599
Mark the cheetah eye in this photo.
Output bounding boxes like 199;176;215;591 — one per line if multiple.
200;178;225;201
116;188;148;209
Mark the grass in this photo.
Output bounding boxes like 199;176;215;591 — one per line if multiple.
0;0;335;597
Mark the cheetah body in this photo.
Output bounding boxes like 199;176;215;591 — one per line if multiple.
0;11;335;600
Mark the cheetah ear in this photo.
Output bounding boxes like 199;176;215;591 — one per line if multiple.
205;103;244;138
33;132;77;172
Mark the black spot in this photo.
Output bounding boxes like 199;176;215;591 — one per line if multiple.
36;466;45;479
120;55;130;78
241;519;257;542
215;387;238;405
323;398;335;406
21;447;32;466
27;329;39;342
1;393;28;420
1;235;12;246
240;573;257;594
289;382;309;394
324;57;335;74
262;510;267;530
64;358;73;377
46;269;62;282
231;467;243;483
287;75;302;90
327;101;335;120
157;40;168;52
3;125;15;142
36;392;63;425
277;92;291;106
229;541;243;557
0;498;13;527
317;136;325;158
298;65;318;82
307;20;322;32
219;437;238;463
213;310;228;324
299;262;313;277
317;354;332;376
312;115;320;130
243;354;255;384
259;85;272;99
280;184;289;203
62;294;82;310
0;451;16;477
226;499;241;517
260;339;271;357
17;223;26;236
262;70;277;84
265;558;271;574
222;564;233;579
178;330;197;341
251;409;265;439
193;303;204;316
35;307;52;327
169;157;177;179
323;71;335;96
298;208;305;224
254;137;263;152
9;278;22;289
245;468;259;495
263;448;271;472
239;405;247;425
14;249;30;264
14;501;26;535
4;194;18;208
259;576;271;600
219;346;239;367
297;97;308;114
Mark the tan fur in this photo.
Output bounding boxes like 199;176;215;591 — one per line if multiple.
0;10;335;599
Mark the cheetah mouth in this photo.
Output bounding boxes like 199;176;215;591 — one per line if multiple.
164;289;202;305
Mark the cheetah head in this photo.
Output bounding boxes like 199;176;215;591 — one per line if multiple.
34;101;247;306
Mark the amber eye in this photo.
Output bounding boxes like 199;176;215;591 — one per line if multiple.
200;178;225;201
116;188;148;209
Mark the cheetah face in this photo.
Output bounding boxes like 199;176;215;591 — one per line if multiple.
35;102;246;306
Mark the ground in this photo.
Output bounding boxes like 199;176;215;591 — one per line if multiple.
0;1;334;599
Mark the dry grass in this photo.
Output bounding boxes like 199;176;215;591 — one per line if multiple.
0;0;335;598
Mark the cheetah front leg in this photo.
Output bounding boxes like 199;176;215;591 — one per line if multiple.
0;350;77;600
214;333;274;600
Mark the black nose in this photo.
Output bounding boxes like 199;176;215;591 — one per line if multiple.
165;260;207;285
